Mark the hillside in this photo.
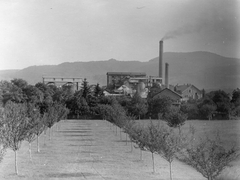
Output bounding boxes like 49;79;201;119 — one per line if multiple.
0;52;239;90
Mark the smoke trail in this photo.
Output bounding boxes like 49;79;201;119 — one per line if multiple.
161;24;202;41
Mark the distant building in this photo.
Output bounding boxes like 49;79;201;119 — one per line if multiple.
42;76;83;91
103;89;123;97
153;88;182;106
106;72;146;87
174;84;202;102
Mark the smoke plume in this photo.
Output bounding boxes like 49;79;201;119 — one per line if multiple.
161;24;203;41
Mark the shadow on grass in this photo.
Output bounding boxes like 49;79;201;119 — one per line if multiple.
63;134;93;137
67;138;94;142
58;130;91;133
45;172;97;178
75;159;103;163
69;144;95;146
114;140;132;143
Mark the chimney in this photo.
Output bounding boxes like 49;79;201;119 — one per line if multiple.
165;63;169;88
159;40;163;79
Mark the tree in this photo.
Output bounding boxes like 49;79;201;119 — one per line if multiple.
180;103;199;119
94;83;102;97
129;94;148;119
202;89;206;98
182;135;239;180
54;103;69;130
1;81;25;105
165;107;187;133
148;96;172;119
210;90;231;117
116;95;131;112
2;101;29;175
24;104;40;161
77;97;89;118
198;104;217;120
231;88;240;107
33;114;46;152
143;122;164;173
35;82;54;114
81;78;91;100
147;83;162;99
11;78;28;89
127;124;146;160
231;105;240;117
55;104;69;122
22;85;44;104
153;123;194;180
156;129;183;180
43;104;59;140
0;109;7;163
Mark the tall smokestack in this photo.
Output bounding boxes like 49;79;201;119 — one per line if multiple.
165;63;169;88
159;40;163;79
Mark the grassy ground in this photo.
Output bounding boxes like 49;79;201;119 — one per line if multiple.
137;119;240;179
0;119;239;180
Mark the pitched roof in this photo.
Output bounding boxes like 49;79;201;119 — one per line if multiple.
175;84;190;92
175;84;202;93
154;88;182;98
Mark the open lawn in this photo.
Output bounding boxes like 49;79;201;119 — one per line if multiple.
0;119;239;180
137;119;240;149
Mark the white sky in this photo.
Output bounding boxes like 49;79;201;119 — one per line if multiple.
0;0;239;70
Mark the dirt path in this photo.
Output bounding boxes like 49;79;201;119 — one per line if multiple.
0;120;205;180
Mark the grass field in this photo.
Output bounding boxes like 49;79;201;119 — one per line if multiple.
137;119;240;148
0;119;239;180
137;119;240;180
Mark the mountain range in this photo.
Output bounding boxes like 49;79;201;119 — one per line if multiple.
0;51;239;91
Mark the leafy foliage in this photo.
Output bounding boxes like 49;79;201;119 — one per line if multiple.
148;96;172;119
2;101;29;151
165;107;187;130
94;83;102;97
81;78;91;100
128;94;148;119
198;104;217;120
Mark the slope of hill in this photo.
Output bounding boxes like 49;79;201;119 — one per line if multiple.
0;52;239;90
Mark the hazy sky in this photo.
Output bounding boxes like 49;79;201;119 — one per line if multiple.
0;0;239;70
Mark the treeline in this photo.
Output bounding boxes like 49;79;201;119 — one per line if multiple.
180;89;240;120
1;78;240;122
66;79;240;120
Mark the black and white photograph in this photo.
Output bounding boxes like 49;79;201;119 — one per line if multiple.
0;0;239;179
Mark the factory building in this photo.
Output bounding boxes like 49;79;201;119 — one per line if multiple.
105;40;167;98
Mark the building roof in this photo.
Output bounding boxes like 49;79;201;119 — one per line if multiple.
175;84;202;93
106;72;146;76
175;84;190;92
153;88;182;99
